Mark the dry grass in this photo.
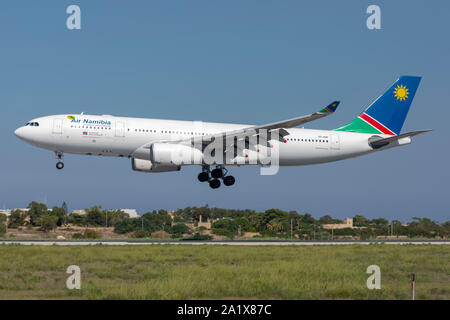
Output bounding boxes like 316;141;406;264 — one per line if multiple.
0;244;448;299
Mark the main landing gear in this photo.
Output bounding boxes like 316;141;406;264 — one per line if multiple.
55;152;64;170
197;165;235;189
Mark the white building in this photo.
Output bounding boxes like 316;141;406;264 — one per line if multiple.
120;209;139;218
71;208;139;218
0;208;30;217
71;209;87;215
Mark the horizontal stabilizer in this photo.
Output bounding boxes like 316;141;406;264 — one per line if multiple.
369;130;432;149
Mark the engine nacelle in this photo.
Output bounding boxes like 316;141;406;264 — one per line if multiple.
150;143;203;165
131;158;180;173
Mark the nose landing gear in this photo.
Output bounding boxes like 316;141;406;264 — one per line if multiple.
55;152;64;170
198;165;235;189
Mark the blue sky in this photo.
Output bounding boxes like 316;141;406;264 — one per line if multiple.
0;1;448;221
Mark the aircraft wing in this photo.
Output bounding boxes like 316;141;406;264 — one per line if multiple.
170;101;340;147
369;129;432;149
132;101;340;159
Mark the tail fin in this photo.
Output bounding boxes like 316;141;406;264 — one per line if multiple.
335;76;421;135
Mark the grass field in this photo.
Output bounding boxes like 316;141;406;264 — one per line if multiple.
0;244;448;299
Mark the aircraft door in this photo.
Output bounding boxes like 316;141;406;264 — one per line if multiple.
52;119;62;134
330;134;340;150
115;121;125;137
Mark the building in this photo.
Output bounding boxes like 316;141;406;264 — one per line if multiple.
323;218;354;230
71;208;139;218
198;215;211;229
0;208;30;216
120;209;139;218
167;211;175;220
71;209;87;215
0;209;11;216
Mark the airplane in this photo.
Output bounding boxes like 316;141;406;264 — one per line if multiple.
14;76;430;189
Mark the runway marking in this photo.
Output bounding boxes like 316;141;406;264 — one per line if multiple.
1;241;449;246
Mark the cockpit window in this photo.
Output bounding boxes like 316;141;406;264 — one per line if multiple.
26;122;39;127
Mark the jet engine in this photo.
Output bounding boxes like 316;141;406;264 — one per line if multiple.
150;143;203;165
131;158;180;173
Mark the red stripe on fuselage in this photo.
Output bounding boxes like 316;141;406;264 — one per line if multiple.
359;113;396;135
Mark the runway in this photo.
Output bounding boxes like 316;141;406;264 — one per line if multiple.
1;240;449;246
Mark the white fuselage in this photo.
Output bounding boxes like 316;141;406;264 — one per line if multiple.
14;114;402;167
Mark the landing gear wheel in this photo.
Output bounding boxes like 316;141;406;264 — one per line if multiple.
198;172;209;182
223;175;235;186
209;179;221;189
56;162;64;170
211;168;223;179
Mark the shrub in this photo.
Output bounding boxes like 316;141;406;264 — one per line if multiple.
181;233;213;241
211;228;230;237
132;229;149;238
260;230;277;237
83;229;101;239
151;230;170;239
171;224;188;235
72;233;83;239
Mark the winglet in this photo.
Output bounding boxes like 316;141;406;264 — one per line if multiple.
319;101;340;114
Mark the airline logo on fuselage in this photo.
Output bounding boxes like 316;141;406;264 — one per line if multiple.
67;115;112;126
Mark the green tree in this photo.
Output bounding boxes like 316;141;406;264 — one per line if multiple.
114;218;135;234
0;213;7;236
371;218;389;226
50;206;67;227
8;209;26;228
40;215;58;232
62;201;68;214
141;211;172;233
85;206;105;227
234;217;251;232
68;214;85;226
105;210;129;227
353;215;370;227
28;202;48;226
267;218;284;232
212;219;238;237
171;223;188;235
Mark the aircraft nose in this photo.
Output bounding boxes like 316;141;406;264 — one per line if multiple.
14;127;24;139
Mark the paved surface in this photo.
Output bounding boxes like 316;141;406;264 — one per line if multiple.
1;240;449;246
